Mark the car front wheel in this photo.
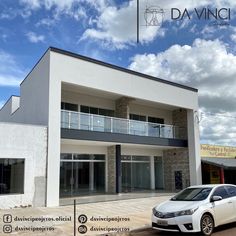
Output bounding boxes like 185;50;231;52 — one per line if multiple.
201;214;214;236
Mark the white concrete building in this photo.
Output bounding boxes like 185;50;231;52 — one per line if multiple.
0;47;201;207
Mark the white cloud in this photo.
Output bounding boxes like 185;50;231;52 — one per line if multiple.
36;18;56;27
20;0;75;10
129;39;236;145
26;32;45;43
0;51;25;87
80;0;235;49
231;34;236;43
20;0;110;21
0;100;5;109
81;1;165;49
230;27;236;43
0;75;22;87
200;110;236;146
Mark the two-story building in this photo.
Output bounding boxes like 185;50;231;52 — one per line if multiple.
0;47;201;208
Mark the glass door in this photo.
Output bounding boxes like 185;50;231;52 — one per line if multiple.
73;162;90;195
60;154;105;197
122;158;132;192
60;161;73;197
121;156;151;192
132;162;150;191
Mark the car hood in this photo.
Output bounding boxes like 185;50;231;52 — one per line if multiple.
155;200;201;212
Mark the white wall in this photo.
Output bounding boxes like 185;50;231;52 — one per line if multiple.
0;123;47;209
51;51;198;110
61;144;108;154
187;110;202;185
0;51;50;125
0;96;20;120
62;90;115;111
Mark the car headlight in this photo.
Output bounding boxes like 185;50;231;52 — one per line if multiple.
152;207;157;215
174;207;198;217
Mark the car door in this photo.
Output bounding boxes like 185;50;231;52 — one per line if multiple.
211;186;234;226
225;185;236;221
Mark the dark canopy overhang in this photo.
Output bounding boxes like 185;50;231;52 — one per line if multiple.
202;157;236;170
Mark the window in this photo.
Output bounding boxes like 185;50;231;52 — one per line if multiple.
225;186;236;197
171;188;212;201
148;116;164;124
129;114;146;121
61;102;78;112
0;159;24;195
80;105;114;117
212;186;229;199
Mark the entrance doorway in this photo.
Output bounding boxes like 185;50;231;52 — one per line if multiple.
60;154;105;197
121;156;151;192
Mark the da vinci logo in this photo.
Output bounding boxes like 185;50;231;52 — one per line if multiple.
136;0;231;43
136;0;165;43
144;5;165;27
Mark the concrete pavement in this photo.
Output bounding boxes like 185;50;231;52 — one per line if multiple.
0;194;172;235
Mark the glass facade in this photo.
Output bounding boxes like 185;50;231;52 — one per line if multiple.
60;154;105;197
60;153;164;197
0;159;24;195
121;156;151;192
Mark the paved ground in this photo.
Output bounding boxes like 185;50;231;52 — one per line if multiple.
0;194;171;235
1;194;235;236
131;223;236;236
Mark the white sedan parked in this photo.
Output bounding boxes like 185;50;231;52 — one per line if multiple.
152;184;236;235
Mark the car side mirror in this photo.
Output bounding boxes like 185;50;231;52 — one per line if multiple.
211;196;222;202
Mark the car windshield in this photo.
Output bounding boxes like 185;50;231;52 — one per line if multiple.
171;187;212;201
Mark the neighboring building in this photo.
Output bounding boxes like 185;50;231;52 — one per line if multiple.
201;144;236;185
0;122;47;208
0;47;201;208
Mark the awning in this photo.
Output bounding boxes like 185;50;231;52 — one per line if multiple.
202;157;236;170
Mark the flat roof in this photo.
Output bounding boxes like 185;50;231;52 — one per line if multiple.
202;157;236;170
50;47;198;93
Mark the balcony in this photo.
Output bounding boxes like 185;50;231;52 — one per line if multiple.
61;110;183;139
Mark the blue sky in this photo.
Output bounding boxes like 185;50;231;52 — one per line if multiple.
1;0;236;145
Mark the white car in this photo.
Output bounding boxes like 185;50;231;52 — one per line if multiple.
152;184;236;235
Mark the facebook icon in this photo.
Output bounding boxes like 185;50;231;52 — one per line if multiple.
3;214;12;223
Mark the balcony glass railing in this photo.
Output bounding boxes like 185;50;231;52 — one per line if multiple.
61;110;183;139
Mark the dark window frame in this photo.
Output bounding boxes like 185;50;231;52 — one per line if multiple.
148;116;164;124
129;113;146;122
0;158;25;195
61;102;78;112
80;105;114;117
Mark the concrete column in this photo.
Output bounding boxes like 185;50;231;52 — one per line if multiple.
150;156;155;190
187;110;202;185
89;162;94;191
46;75;61;207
